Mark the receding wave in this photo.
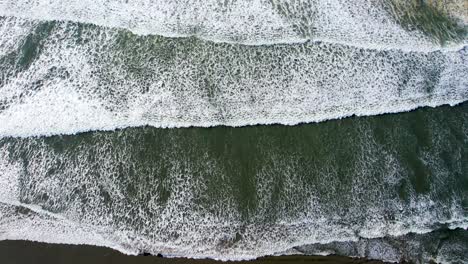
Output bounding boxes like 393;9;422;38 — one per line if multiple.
0;17;467;138
0;104;467;262
0;0;466;50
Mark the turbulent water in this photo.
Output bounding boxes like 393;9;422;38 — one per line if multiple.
0;0;467;263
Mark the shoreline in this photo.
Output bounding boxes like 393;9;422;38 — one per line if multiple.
0;240;386;264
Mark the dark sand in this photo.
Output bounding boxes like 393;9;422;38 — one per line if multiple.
0;240;386;264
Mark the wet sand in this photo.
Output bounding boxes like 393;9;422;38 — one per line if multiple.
0;240;386;264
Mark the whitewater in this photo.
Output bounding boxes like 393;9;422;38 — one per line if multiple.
0;0;468;263
1;104;468;262
0;14;466;137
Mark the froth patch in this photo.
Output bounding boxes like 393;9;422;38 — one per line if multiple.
0;17;37;57
0;105;467;261
0;17;467;138
0;203;137;255
0;147;20;200
0;86;119;137
295;228;468;263
0;0;465;50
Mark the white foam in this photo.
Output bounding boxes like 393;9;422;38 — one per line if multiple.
0;17;467;138
0;17;37;57
0;7;466;262
0;124;467;261
0;146;20;201
0;201;137;255
0;0;465;51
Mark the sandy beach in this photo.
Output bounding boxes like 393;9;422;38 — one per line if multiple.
0;240;386;264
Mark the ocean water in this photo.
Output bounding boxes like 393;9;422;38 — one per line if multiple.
0;0;467;263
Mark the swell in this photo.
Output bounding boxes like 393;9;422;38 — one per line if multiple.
0;0;466;51
0;17;467;138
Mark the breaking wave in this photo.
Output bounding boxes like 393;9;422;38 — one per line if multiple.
0;17;466;138
0;0;467;49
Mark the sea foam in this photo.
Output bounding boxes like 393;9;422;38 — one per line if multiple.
0;0;466;50
0;111;468;261
0;17;467;138
0;3;467;262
